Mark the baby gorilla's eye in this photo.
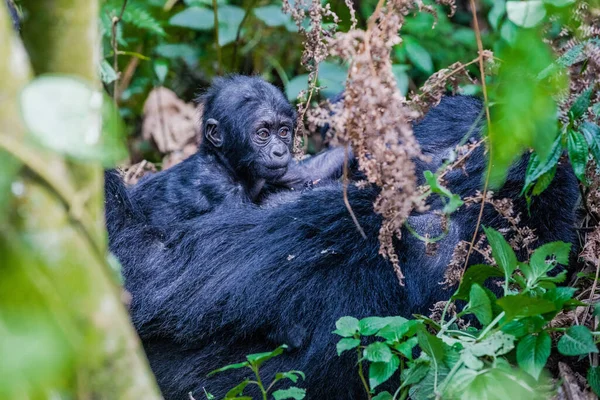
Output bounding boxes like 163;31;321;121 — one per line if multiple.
279;127;290;137
256;128;270;139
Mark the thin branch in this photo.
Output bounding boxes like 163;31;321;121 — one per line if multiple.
232;0;259;69
461;0;494;277
581;258;600;325
111;0;129;105
212;0;222;75
343;144;367;239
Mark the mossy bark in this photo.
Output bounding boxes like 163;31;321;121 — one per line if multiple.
0;2;161;399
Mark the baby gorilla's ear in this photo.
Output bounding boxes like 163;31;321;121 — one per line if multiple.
204;118;222;147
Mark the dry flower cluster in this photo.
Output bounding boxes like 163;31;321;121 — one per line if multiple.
283;0;340;155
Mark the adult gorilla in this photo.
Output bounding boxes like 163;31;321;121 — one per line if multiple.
106;96;578;399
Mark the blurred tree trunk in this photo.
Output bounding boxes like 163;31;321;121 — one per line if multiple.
0;2;161;399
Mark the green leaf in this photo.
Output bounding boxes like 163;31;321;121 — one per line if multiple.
497;294;556;322
394;336;418;359
470;331;516;357
275;371;305;384
500;20;518;45
417;330;446;363
400;361;430;388
529;241;571;282
369;354;400;390
121;4;166;36
521;134;563;196
392;65;409;96
359;316;407;336
99;60;118;85
372;392;393;400
208;361;249;376
20;76;127;167
506;1;546;28
216;5;246;46
224;379;251;398
169;7;214;30
246;344;287;368
272;387;306;400
285;74;309;102
588;366;600;396
364;342;393;363
483;226;517;278
543;0;575;6
154;59;169;84
453;264;504;301
403;36;433;74
336;338;361;356
424;170;463;214
254;5;290;27
488;0;506;31
567;129;589;183
531;165;556;196
333;317;360;337
557;326;598;356
502;316;546;338
569;87;592;120
377;319;421;342
467;284;493;325
517;332;551;380
543;287;576;309
318;62;347;98
580;122;600;165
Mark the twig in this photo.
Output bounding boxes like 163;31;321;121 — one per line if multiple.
232;0;259;69
343;144;367;239
212;0;222;75
111;0;129;105
581;258;600;326
461;0;493;277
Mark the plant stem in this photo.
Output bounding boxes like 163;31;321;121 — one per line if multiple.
212;0;222;75
357;347;372;400
252;366;268;400
232;0;258;69
111;0;128;105
461;0;493;278
476;311;505;340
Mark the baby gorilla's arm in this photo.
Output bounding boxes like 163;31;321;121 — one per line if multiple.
275;146;352;190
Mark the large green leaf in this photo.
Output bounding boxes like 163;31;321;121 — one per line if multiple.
333;316;360;337
364;342;393;363
497;294;556;322
483;226;517;279
336;338;360;356
506;1;546;28
403;36;433;74
529;241;571;282
467;284;493;325
20;75;127;166
516;332;551;380
453;264;504;301
369;354;400;390
557;326;598;356
588;366;600;396
169;7;214;30
359;316;407;336
254;5;290;27
580;122;600;165
272;387;306;400
567;129;589;183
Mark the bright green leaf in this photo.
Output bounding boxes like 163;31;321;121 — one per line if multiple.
506;1;546;28
497;294;556;322
403;36;433;74
336;338;361;356
333;316;360;337
369;355;400;390
557;326;598;356
272;386;306;400
467;284;493;325
208;361;249;376
580;122;600;165
488;0;506;31
569;87;592;120
359;316;406;336
169;7;214;30
372;392;393;400
364;342;393;363
453;264;504;300
483;226;518;278
275;370;305;384
224;379;251;398
20;76;127;167
567;129;589;183
517;332;551;380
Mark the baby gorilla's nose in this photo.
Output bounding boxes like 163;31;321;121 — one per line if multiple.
273;148;286;158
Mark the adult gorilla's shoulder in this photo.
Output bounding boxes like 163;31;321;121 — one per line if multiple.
106;95;578;399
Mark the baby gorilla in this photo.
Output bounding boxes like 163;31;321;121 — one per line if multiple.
129;75;348;225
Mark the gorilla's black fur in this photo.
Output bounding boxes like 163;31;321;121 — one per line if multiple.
106;96;578;399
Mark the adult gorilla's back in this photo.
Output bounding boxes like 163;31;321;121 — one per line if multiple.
106;96;578;399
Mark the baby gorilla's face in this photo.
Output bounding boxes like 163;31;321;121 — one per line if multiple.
247;106;294;182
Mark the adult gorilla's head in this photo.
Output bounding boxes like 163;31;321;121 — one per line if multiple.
198;75;296;182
